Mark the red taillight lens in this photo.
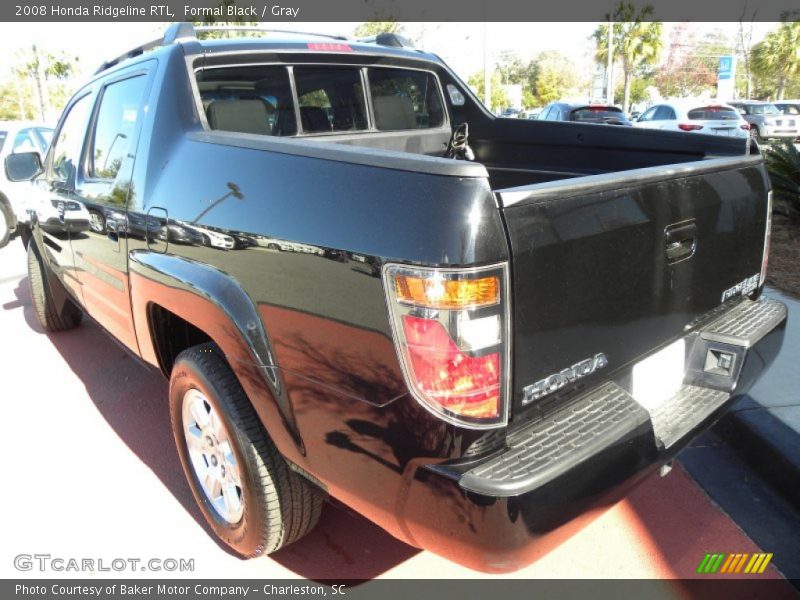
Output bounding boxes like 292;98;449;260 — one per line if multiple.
678;123;704;131
741;123;751;130
383;263;510;428
402;316;501;418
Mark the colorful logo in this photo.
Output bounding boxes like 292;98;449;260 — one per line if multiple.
697;552;773;574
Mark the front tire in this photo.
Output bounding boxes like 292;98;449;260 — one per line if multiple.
169;343;321;557
27;242;83;331
0;202;12;249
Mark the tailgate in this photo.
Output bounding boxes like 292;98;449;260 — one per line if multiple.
496;156;769;420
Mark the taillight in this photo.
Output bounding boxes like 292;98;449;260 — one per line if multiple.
741;123;751;130
760;191;772;288
383;263;510;428
678;123;704;131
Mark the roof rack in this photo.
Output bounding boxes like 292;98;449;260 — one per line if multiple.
94;23;413;76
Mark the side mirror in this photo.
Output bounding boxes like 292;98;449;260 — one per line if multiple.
5;152;43;182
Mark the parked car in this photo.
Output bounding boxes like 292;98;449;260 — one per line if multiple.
6;23;786;573
633;102;750;140
728;100;799;143
538;102;632;125
773;100;800;141
0;121;53;248
519;109;541;119
498;107;521;118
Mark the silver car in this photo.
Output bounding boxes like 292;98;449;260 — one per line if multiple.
0;121;53;248
773;100;800;142
729;101;799;144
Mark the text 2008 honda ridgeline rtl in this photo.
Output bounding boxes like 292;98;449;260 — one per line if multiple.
6;24;786;572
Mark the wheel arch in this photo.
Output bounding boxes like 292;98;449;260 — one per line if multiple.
128;250;306;461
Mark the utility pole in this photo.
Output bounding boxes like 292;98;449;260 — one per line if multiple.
606;16;614;105
483;22;491;112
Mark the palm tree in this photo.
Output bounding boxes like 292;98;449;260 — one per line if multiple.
765;142;800;220
592;2;663;113
751;21;800;101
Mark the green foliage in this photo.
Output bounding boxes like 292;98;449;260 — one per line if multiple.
751;20;800;100
353;21;402;38
592;2;662;112
191;0;258;38
765;142;800;220
467;70;510;112
0;81;36;120
534;51;579;105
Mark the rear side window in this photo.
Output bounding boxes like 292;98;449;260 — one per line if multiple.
0;131;6;152
198;66;297;137
90;75;148;180
687;106;739;120
368;68;444;130
294;66;367;133
750;104;780;115
653;106;676;120
777;104;799;115
51;93;93;183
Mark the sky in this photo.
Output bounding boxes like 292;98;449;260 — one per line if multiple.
0;21;778;99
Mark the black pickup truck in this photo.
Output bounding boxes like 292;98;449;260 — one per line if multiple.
6;24;787;572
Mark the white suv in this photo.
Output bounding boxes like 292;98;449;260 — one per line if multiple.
0;121;53;248
633;102;749;140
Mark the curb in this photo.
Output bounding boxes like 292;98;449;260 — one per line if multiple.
717;395;800;509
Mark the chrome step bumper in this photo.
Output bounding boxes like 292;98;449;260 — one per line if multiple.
458;296;787;497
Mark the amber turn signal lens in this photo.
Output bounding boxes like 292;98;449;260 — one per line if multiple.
394;274;500;309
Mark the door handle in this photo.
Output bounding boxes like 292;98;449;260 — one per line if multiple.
665;220;697;264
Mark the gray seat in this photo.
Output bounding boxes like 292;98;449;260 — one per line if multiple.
206;99;272;135
373;95;417;130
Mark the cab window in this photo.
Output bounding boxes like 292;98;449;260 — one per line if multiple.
51;93;93;184
89;75;148;180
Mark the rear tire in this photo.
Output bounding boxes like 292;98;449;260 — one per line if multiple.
169;343;322;557
751;127;763;144
27;242;83;332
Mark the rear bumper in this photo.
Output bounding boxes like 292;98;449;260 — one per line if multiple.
401;296;786;572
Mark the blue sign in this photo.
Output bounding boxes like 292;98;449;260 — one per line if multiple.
718;56;734;80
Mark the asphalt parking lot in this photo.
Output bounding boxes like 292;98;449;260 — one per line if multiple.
0;239;794;585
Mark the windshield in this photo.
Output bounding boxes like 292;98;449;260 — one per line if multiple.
687;106;739;120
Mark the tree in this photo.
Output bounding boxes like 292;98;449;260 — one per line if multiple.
0;81;35;121
191;0;258;38
655;26;733;99
15;46;77;121
737;8;757;99
751;20;800;100
533;51;579;105
353;21;402;38
467;70;509;112
592;2;663;112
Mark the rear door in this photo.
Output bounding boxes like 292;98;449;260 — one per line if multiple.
69;67;151;353
496;156;769;421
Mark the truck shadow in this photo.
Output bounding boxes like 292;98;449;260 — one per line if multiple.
10;277;419;580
